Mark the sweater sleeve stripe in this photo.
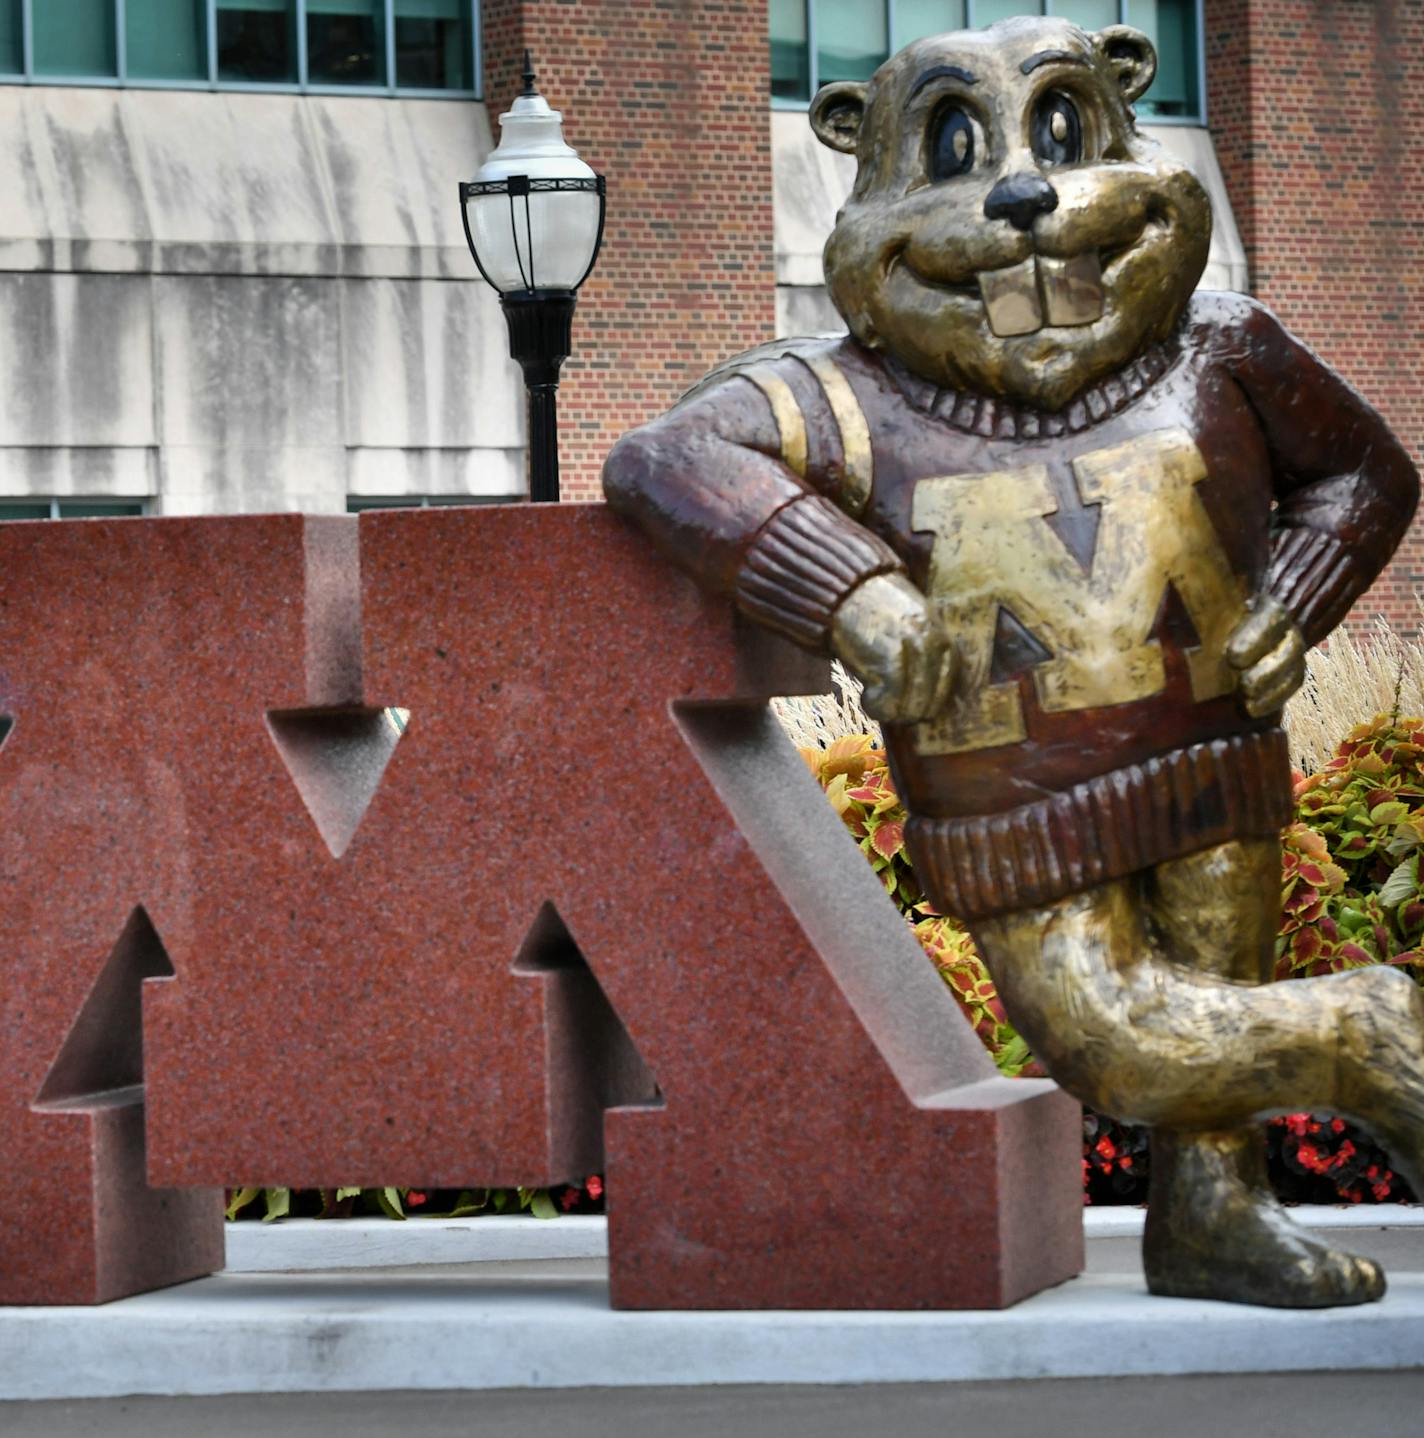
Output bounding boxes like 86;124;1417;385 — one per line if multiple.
803;352;874;518
741;365;809;479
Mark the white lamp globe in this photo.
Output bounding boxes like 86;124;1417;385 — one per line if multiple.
463;60;604;294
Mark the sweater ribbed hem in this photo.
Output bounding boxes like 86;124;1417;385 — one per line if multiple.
1268;527;1358;647
735;493;903;650
906;730;1292;921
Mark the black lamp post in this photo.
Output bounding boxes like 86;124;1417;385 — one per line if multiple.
460;55;606;503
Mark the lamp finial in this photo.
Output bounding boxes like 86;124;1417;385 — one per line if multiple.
520;50;538;98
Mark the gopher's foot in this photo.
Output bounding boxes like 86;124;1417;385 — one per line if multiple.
1143;1128;1385;1308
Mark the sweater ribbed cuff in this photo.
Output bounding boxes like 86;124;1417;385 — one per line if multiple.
1268;527;1361;646
735;494;903;651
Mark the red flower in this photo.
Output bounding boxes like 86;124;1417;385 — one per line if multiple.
585;1175;604;1201
558;1186;580;1211
1095;1135;1116;1160
407;1191;428;1207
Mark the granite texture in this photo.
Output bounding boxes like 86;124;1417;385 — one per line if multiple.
1;505;1080;1309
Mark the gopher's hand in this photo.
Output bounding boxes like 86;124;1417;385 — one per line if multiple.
1226;595;1307;718
831;573;954;724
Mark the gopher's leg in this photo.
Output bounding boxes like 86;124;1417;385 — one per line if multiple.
971;849;1424;1306
1141;840;1382;1306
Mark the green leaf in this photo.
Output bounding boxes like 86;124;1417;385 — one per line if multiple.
375;1187;406;1220
492;1189;509;1212
528;1190;558;1220
1379;854;1419;908
261;1187;291;1224
335;1187;362;1202
447;1188;489;1217
993;1033;1032;1077
1370;800;1409;826
224;1186;262;1221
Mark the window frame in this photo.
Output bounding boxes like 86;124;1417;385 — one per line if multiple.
771;0;1206;126
345;495;512;512
0;498;150;520
0;0;481;100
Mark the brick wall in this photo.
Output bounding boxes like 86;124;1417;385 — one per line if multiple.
1206;0;1424;629
482;0;777;501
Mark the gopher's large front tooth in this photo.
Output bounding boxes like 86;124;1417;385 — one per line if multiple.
979;257;1043;337
1038;252;1105;327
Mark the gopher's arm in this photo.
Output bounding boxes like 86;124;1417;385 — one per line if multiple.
602;377;903;652
1227;298;1420;647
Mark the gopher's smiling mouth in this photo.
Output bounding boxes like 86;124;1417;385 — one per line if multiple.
976;252;1105;337
899;248;1115;338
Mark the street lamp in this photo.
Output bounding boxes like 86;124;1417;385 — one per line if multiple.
460;55;606;503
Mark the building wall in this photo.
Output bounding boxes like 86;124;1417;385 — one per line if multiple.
0;86;524;515
1207;0;1424;628
482;0;777;502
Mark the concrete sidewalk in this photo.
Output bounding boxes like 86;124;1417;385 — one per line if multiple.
4;1208;1422;1436
8;1372;1424;1438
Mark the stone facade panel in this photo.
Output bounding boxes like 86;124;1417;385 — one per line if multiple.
0;273;154;448
339;277;523;451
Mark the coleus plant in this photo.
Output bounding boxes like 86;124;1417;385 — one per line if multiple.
1284;716;1424;977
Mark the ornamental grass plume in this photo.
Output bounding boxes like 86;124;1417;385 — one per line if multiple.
1285;606;1424;774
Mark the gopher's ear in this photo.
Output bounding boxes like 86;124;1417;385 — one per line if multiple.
1095;25;1157;105
810;82;868;155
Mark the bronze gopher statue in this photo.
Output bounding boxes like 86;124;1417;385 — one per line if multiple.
603;16;1424;1308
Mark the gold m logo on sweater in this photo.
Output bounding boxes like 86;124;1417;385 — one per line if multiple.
910;427;1248;755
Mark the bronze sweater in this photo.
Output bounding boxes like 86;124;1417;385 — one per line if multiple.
603;293;1419;919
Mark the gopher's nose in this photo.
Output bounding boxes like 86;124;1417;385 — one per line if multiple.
984;173;1059;231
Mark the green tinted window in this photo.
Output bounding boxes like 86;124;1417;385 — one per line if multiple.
217;0;297;83
1054;0;1118;28
1127;0;1200;118
0;0;19;75
770;0;809;100
0;500;146;520
307;0;384;87
894;2;967;46
347;496;501;511
34;0;116;77
816;0;887;85
0;0;475;93
394;0;470;91
772;2;1202;123
126;0;206;81
973;1;1031;24
57;501;146;518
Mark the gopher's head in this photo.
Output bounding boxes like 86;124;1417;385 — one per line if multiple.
814;18;1210;412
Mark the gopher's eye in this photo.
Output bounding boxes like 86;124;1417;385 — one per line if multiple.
1032;93;1082;167
930;106;975;181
